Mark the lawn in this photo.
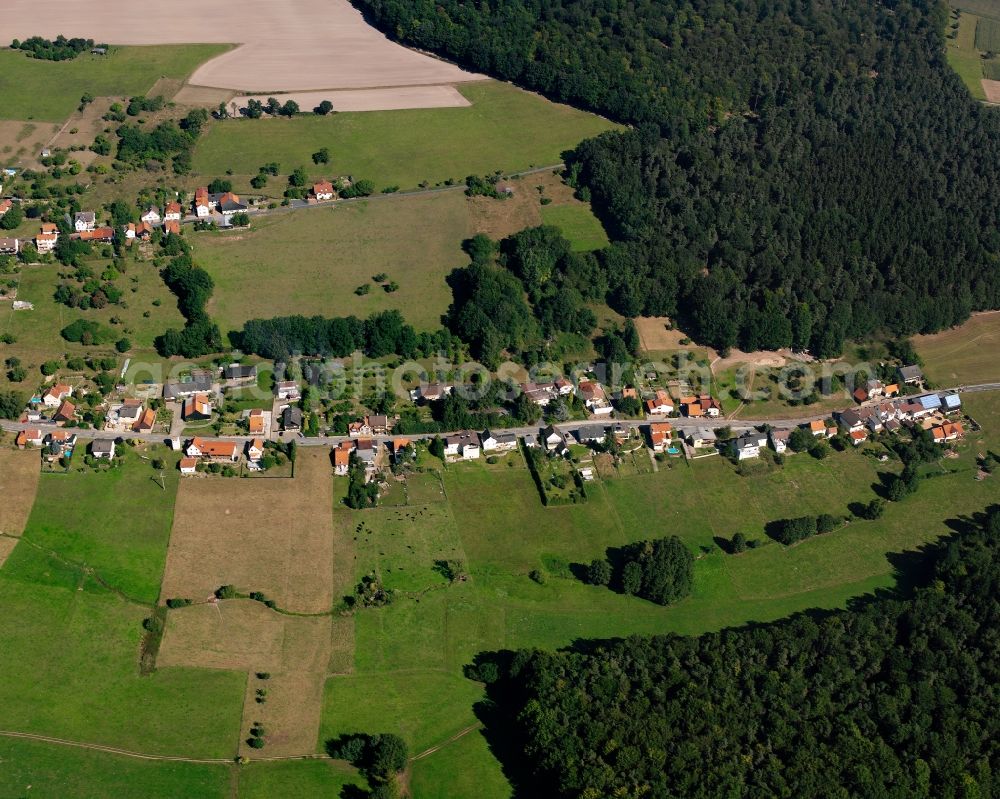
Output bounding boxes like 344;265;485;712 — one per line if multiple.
539;202;610;252
913;311;1000;385
191;80;621;190
19;445;181;603
0;45;231;123
0;545;244;757
193;192;470;334
0;737;230;799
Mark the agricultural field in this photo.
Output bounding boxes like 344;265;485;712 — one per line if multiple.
945;9;1000;100
0;45;230;123
913;311;1000;385
194;192;470;334
0;447;41;537
191;81;621;191
19;445;181;603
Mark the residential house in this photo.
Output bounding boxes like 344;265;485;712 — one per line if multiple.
141;207;161;225
194;188;212;217
247;437;266;462
348;418;373;438
732;431;767;461
414;383;452;403
480;429;518;452
77;227;114;243
0;198;12;217
44;430;77;458
522;432;539;448
520;382;557;406
179;457;198;474
52;399;76;423
164;201;182;222
163;220;181;237
897;364;923;385
186;437;239;462
247;408;266;435
90;439;116;459
541;425;567;453
578;380;613;415
931;421;965;444
687;427;717;448
852;387;868;404
769;428;792;454
849;429;868;446
215;192;247;216
0;237;19;255
313;181;335;201
133;407;156;433
35;223;59;252
15;429;44;448
275;380;300;400
182;393;213;421
647;422;672;453
444;431;480;459
554;377;574;395
576;424;607;445
680;394;721;418
124;223;136;240
914;393;942;417
883;383;900;398
333;443;352;475
42;383;72;408
810;419;833;437
941;393;962;414
74;211;96;232
282;405;303;431
368;415;390;434
223;363;257;384
644;389;673;416
355;438;376;467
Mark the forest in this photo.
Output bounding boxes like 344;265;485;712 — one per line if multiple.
475;507;1000;798
354;0;1000;355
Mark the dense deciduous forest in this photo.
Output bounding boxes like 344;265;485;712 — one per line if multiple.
477;507;1000;798
355;0;1000;355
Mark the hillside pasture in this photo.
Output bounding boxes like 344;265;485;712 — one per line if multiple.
160;449;337;613
913;311;1000;384
947;11;989;99
194;192;470;335
192;81;621;191
539;202;610;252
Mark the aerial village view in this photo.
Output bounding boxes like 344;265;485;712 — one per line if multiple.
1;0;1000;797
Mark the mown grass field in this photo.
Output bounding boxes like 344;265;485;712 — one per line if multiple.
19;446;180;603
913;311;1000;385
191;81;621;190
194;192;471;334
539;202;610;251
0;45;231;123
947;11;991;99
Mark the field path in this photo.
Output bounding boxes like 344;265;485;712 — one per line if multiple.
409;723;484;762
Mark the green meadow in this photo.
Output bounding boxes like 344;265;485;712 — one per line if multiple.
192;81;621;190
0;45;230;122
539;202;610;252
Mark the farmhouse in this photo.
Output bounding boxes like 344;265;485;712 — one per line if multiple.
215;192;248;216
313;181;335;201
732;431;767;461
90;439;116;459
0;237;19;255
182;394;213;421
445;431;481;459
74;211;96;232
186;437;239;462
41;383;72;408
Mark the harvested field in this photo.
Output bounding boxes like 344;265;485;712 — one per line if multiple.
5;0;480;94
0;538;18;570
0;448;40;537
173;85;236;107
238;670;327;757
160;449;336;613
231;85;472;114
983;78;1000;102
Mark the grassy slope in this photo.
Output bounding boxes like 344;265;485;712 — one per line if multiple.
947;12;989;99
19;447;180;603
913;311;1000;384
191;81;621;190
0;45;231;122
194;193;471;334
539;202;610;252
237;760;365;799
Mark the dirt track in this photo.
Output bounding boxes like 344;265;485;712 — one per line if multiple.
6;0;480;94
